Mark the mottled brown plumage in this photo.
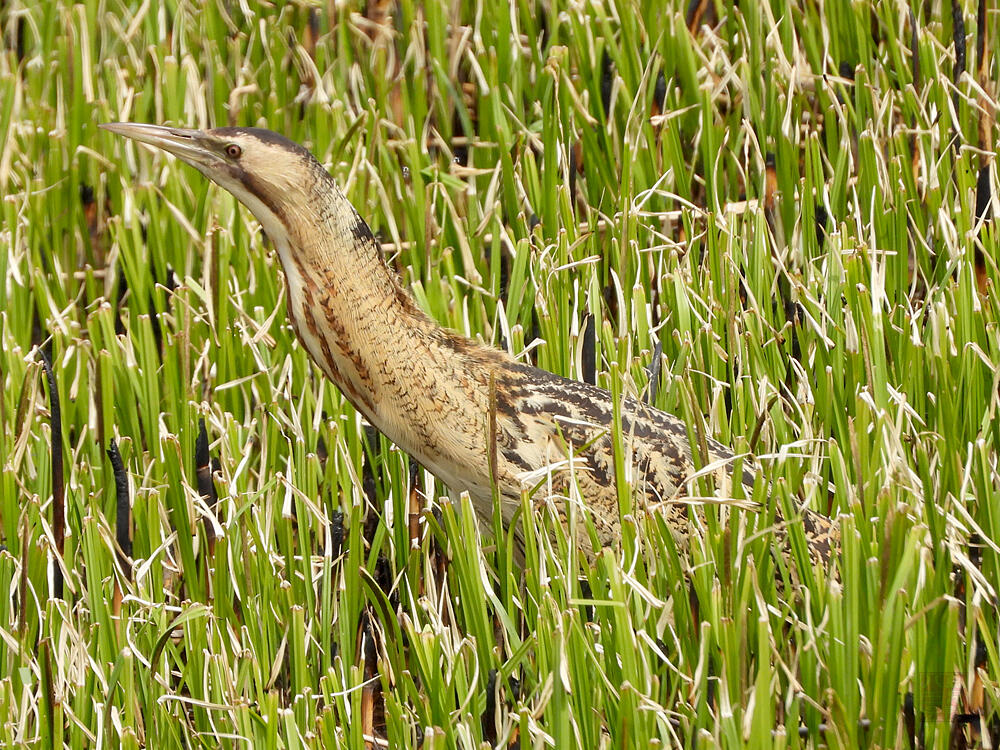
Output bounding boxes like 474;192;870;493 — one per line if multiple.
102;123;837;565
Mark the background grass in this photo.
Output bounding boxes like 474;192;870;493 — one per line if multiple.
2;0;999;746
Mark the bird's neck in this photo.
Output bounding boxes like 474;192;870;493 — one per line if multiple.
251;180;508;497
262;186;471;425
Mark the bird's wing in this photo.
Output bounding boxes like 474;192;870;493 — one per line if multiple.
494;363;837;562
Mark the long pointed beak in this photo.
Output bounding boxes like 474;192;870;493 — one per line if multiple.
100;123;219;169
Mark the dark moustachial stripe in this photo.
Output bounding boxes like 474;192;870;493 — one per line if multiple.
238;170;284;218
211;127;320;219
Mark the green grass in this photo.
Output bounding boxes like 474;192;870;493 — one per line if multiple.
2;0;999;746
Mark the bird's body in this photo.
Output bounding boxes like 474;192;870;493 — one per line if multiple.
102;123;837;563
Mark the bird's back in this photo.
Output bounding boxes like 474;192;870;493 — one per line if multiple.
488;362;837;563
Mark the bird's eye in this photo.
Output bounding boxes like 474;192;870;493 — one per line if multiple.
225;144;242;158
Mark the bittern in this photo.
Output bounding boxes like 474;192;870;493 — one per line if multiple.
101;123;837;565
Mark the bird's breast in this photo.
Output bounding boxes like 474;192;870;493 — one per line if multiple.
281;255;380;419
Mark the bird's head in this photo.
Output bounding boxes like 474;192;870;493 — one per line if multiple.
100;123;329;247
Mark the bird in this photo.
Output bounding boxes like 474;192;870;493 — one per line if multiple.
100;123;837;566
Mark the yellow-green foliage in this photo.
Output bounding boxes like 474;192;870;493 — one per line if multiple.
1;0;998;747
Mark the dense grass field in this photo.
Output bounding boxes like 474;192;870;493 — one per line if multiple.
2;0;999;746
